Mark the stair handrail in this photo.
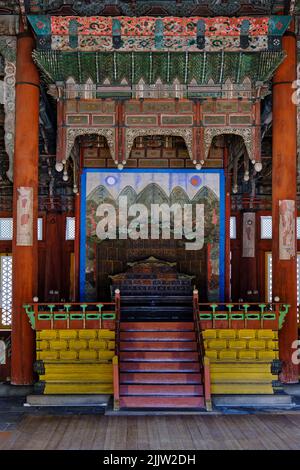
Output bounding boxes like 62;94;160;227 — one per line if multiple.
193;289;212;411
113;289;121;411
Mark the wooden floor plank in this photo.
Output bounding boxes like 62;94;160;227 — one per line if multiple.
47;416;74;450
246;415;292;450
112;416;128;450
145;417;162;450
185;417;209;450
2;413;300;450
136;417;149;450
259;415;300;450
91;415;107;450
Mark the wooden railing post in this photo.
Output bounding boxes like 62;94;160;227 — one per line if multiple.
113;289;121;411
113;355;120;411
204;356;212;412
115;289;121;321
193;289;199;319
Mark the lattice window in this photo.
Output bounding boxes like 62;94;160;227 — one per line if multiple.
37;218;43;241
0;340;6;364
66;217;75;240
0;217;43;241
266;253;272;302
0;254;12;326
0;218;13;240
230;217;236;239
261;216;300;240
261;216;272;239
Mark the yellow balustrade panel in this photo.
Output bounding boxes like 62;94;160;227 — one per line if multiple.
37;331;58;340
68;339;88;350
98;350;115;361
48;340;68;351
228;340;247;350
36;329;115;357
206;350;218;360
248;340;267;350
210;371;273;383
88;339;108;350
205;339;227;350
210;363;271;373
203;329;279;395
258;350;279;360
257;330;277;340
202;330;217;340
78;350;98;360
217;330;236;340
58;330;78;340
211;383;274;394
35;329;115;395
98;330;115;339
238;350;258;360
219;350;237;360
43;383;113;395
59;350;78;360
37;350;59;361
40;363;113;383
78;330;98;339
237;330;257;340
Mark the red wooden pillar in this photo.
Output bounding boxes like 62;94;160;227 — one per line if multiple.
272;30;298;383
43;214;64;302
74;190;81;301
224;146;231;301
11;31;39;385
239;212;258;302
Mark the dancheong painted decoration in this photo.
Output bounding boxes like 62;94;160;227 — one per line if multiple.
28;15;291;52
0;0;299;416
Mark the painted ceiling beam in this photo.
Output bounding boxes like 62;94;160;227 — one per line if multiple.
0;1;293;17
28;15;292;54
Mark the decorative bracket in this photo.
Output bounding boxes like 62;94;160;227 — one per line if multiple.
125;128;193;163
65;127;116;163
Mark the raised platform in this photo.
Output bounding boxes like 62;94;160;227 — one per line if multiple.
213;394;294;409
0;383;34;397
25;394;110;407
25;393;295;411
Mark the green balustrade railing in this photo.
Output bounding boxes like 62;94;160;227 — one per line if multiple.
194;300;290;330
23;301;118;330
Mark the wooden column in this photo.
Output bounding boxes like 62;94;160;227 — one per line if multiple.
11;31;39;385
239;211;259;302
43;214;63;302
224;146;231;301
74;191;81;301
272;30;298;383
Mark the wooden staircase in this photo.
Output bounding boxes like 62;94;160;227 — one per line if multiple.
118;321;206;409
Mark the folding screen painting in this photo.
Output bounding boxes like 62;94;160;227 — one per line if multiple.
80;169;224;302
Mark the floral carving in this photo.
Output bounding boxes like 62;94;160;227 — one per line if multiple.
65;127;115;162
204;127;253;161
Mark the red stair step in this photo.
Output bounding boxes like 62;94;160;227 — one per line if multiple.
120;372;202;384
120;384;203;396
119;396;205;409
120;361;200;373
120;351;198;362
120;331;196;341
120;322;194;332
120;341;197;351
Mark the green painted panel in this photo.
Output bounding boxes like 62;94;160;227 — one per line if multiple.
32;50;286;88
